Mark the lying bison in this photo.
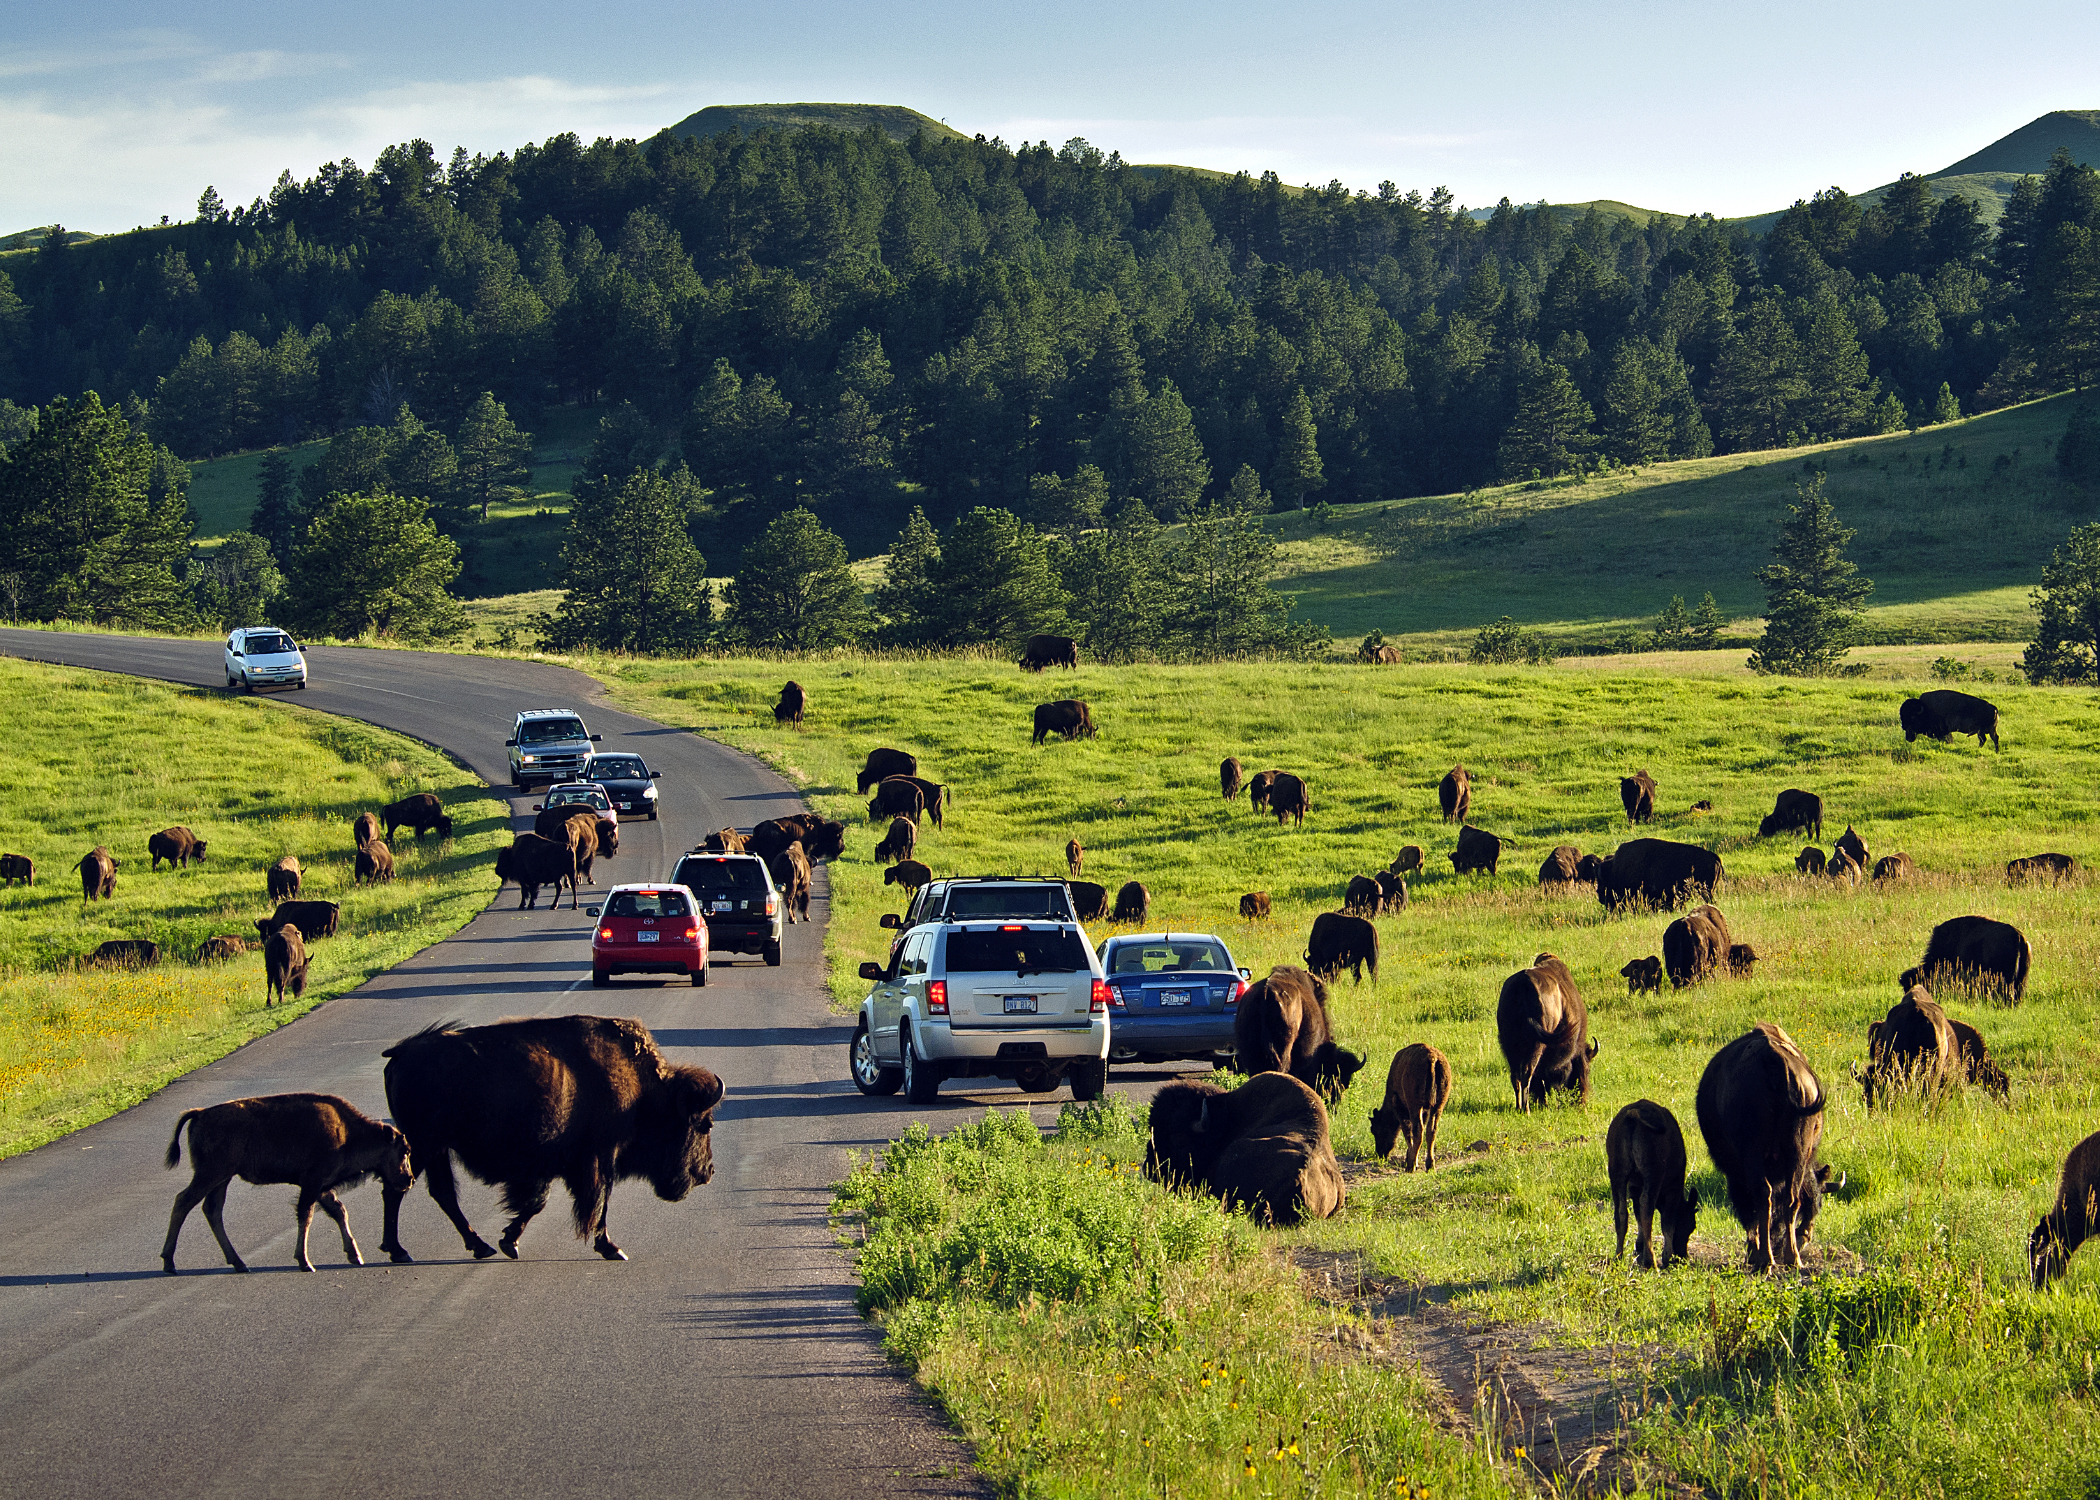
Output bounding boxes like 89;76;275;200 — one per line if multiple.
1620;771;1657;826
1607;1100;1699;1269
162;1093;415;1274
383;793;453;841
1759;789;1824;841
1220;757;1244;801
1268;772;1311;826
378;1015;725;1263
1900;915;2031;1004
263;923;308;1006
76;846;118;901
267;855;302;901
1306;911;1378;984
1239;891;1270;919
1449;824;1501;876
1696;1023;1831;1271
1873;852;1916;883
774;680;805;725
1369;1043;1452;1171
2031;1130;2100;1288
1439;764;1470;823
1019;633;1079;671
856;747;918;794
1594;838;1723;912
196;934;248;963
1497;953;1595;1111
1900;688;2000;751
90;939;160;968
495;833;579;910
1143;1072;1345;1226
1662;904;1757;988
149;826;207;870
1859;986;1960;1108
1234;965;1365;1100
2009;853;2076;884
259;899;340;942
1032;699;1095;743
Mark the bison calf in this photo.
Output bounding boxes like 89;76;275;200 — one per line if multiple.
1795;846;1827;876
2032;1131;2100;1288
352;811;381;849
263;923;308;1006
1112;880;1150;923
354;839;395;885
1389;845;1424;877
1239;891;1270;919
1369;1044;1453;1171
1439;764;1470;823
2008;852;2076;885
1343;874;1383;916
162;1093;414;1274
383;793;452;841
1066;838;1083;877
1220;757;1244;801
196;935;248;962
1620;955;1663;994
0;852;33;886
1607;1100;1699;1269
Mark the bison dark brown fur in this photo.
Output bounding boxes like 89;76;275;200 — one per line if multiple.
267;855;302;901
1247;770;1278;813
2008;853;2075;884
1032;699;1095;743
262;923;307;1005
2031;1131;2100;1288
1621;955;1663;994
91;939;160;967
1594;838;1723;912
1068;881;1110;921
856;748;918;794
1143;1072;1345;1225
1900;915;2032;1004
1497;953;1595;1111
774;680;805;724
352;811;381;849
1239;892;1270;919
495;833;578;910
1343;874;1383;916
1449;824;1501;876
0;852;34;885
196;934;248;962
149;826;207;869
1019;633;1079;670
1369;1044;1452;1170
1112;880;1150;923
1760;789;1824;840
1620;771;1658;826
1220;757;1244;801
382;793;452;841
258;899;340;941
1439;765;1470;823
354;839;395;885
1306;911;1378;983
874;817;917;866
76;846;118;901
1696;1023;1829;1271
1390;845;1424;876
1901;689;2000;751
1607;1100;1699;1269
1268;772;1311;825
767;841;813;924
1796;846;1828;876
1234;965;1366;1100
884;859;932;892
1859;986;1959;1109
1539;845;1582;885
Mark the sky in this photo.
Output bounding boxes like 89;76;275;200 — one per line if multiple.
4;0;2096;233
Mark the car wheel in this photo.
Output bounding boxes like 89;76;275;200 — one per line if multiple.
692;963;707;987
649;808;659;821
901;1026;942;1105
297;680;307;690
592;969;611;988
1068;1059;1108;1102
851;1019;902;1096
1017;1068;1061;1094
242;674;254;694
764;940;782;967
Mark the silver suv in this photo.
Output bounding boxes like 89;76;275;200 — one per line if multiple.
506;709;600;790
853;880;1108;1105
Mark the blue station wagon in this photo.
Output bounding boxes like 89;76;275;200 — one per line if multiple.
1096;931;1248;1067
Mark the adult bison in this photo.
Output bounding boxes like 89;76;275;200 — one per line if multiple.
1239;892;1270;919
1900;688;2000;751
495;833;579;910
1067;881;1111;921
1859;986;1960;1108
1439;765;1471;823
1759;789;1824;840
773;680;805;725
867;778;925;825
1112;881;1150;923
888;775;948;829
354;839;395;885
1496;953;1595;1112
76;846;118;901
1032;700;1095;743
1247;770;1278;814
383;793;453;841
767;841;813;924
149;827;208;869
1872;852;1916;883
1449;824;1501;876
1220;757;1244;801
1268;772;1310;825
1620;770;1658;826
267;855;302;901
1018;633;1079;671
1594;838;1723;912
1234;965;1365;1100
1305;911;1379;984
1900;915;2031;1003
748;814;846;862
1538;845;1583;885
702;827;747;854
535;808;615;886
1662;904;1757;988
1834;825;1871;871
90;939;160;967
1375;870;1408;911
262;923;308;1006
2008;852;2076;884
0;852;33;886
1369;1043;1452;1171
258;899;341;941
1364;644;1403;664
1606;1100;1699;1269
196;935;248;963
856;748;918;794
352;811;381;850
377;1015;725;1264
2032;1130;2100;1288
1696;1023;1831;1271
1143;1072;1344;1226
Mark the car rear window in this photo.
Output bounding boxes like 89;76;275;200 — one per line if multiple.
944;928;1091;975
674;858;764;892
943;886;1073;920
521;719;586;743
1107;940;1232;974
548;788;605;807
606;890;689;917
590;757;645;778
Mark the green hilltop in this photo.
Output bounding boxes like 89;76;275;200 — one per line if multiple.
668;102;968;143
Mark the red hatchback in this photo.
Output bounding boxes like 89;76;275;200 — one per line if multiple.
591;883;708;987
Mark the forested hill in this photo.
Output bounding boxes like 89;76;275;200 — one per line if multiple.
1;120;2096;561
669;103;966;143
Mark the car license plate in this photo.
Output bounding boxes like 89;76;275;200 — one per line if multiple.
1160;989;1192;1007
1003;994;1037;1014
637;931;659;943
713;900;733;912
618;801;632;809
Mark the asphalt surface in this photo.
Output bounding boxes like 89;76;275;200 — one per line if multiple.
0;630;1100;1499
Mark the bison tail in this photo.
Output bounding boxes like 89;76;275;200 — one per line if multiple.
165;1109;202;1169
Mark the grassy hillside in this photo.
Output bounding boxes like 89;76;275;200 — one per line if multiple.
668;103;968;143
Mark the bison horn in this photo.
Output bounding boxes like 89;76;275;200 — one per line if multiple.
1194;1098;1210;1134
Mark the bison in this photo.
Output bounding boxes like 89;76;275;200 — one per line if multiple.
1065;838;1083;877
1900;915;2031;1003
1247;770;1278;813
1068;880;1111;921
1364;644;1403;664
1662;904;1757;987
1439;764;1471;823
1900;688;2000;751
1268;772;1310;825
1872;852;1916;883
1449;824;1501;876
1143;1072;1345;1226
0;852;33;886
162;1093;415;1274
767;841;813;924
1112;880;1150;923
874;817;917;866
1239;892;1271;920
1375;871;1408;911
258;899;341;942
749;814;846;862
1306;911;1379;984
1032;699;1095;743
867;778;925;825
2031;1131;2100;1288
90;939;160;967
149;826;207;869
1594;838;1723;912
1695;1023;1830;1271
1858;986;1960;1109
774;680;805;725
262;923;308;1006
1759;789;1824;840
1620;955;1664;994
352;811;381;849
354;839;395;885
267;855;302;901
887;775;948;829
1234;965;1365;1099
702;827;747;854
1827;846;1865;884
1390;846;1424;877
1795;846;1828;876
1949;1017;2011;1099
1369;1043;1453;1171
1019;633;1079;670
1575;853;1605;882
536;808;612;886
1834;825;1871;871
494;833;579;910
383;793;452;841
1538;845;1583;885
884;859;932;892
1620;770;1658;826
1497;953;1595;1112
2008;853;2076;885
1606;1100;1699;1269
76;846;118;901
196;934;248;962
856;747;918;794
377;1015;725;1264
1343;874;1383;916
1220;757;1244;801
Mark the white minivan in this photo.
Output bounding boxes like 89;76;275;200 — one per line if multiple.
224;627;308;692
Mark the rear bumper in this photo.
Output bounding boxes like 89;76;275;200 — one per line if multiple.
1106;1014;1237;1060
916;1018;1107;1067
594;943;704;974
703;921;779;953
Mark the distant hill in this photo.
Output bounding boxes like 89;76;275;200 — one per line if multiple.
1466;198;1685;227
0;226;98;252
668;103;968;143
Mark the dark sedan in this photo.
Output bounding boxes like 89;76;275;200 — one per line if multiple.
1096;932;1248;1068
584;752;663;820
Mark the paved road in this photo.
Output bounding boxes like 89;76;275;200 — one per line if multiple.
0;631;1023;1498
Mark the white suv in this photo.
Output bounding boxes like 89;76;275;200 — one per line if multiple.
852;887;1110;1105
224;627;307;692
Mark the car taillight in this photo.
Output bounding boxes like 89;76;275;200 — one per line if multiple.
765;896;778;916
597;928;614;941
682;927;698;941
928;980;948;1015
1228;979;1247;1006
1106;982;1127;1009
1091;979;1112;1013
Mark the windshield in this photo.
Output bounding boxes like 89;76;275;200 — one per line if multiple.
589;757;646;779
944;886;1073;920
521;719;586;743
1106;940;1233;975
944;928;1091;975
606;889;689;918
244;634;296;655
674;857;764;892
549;787;606;808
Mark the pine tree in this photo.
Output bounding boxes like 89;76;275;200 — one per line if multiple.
1928;382;1962;425
1124;380;1210;518
1710;297;1808;451
1057;497;1165;662
250;451;299;560
1498;360;1595;479
727;507;866;650
871;507;946;647
1748;475;1873;675
540;469;710;654
286;491;467;642
937;508;1069;646
1651;595;1691;648
2020;522;2100;684
1692;592;1723;647
1271;388;1325;510
2059;404;2100;487
454;391;533;521
1028;464;1108;539
1597;340;1671;465
1171;480;1311;659
1799;295;1872;439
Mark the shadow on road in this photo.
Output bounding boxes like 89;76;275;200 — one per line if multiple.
654;1026;850;1051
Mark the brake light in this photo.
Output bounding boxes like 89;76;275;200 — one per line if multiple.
1091;979;1112;1013
766;896;778;916
1229;979;1247;1006
1105;981;1126;1010
1000;923;1025;931
683;927;698;941
928;980;949;1015
598;928;614;941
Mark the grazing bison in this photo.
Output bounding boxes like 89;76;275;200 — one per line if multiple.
1375;871;1408;911
196;935;248;962
352;811;381;849
774;680;805;725
1795;846;1828;876
1575;853;1605;882
1247;770;1278;814
383;793;453;841
1759;789;1824;840
1439;765;1471;823
90;939;160;968
749;814;846;862
1449;824;1502;876
494;833;579;910
162;1093;415;1275
867;777;926;825
1689;799;1714;813
1220;757;1244;801
1239;892;1271;920
874;817;917;866
884;859;932;892
887;776;948;829
1018;633;1079;671
1066;838;1083;877
1268;772;1311;826
1032;699;1095;743
856;747;918;794
1696;1023;1830;1271
262;923;308;1006
1900;915;2031;1003
1901;688;2000;751
267;855;302;901
1607;1100;1700;1269
1858;986;1960;1108
536;808;610;886
1594;838;1723;912
1343;875;1383;916
1620;955;1664;994
1538;845;1583;885
1620;770;1658;826
1143;1072;1344;1226
378;1015;725;1264
1496;953;1595;1112
1306;911;1379;984
1369;1044;1453;1171
2031;1131;2100;1288
1364;644;1403;664
1068;881;1111;921
2009;853;2076;885
1948;1017;2011;1099
702;827;748;854
1234;965;1365;1099
0;852;33;886
767;841;813;924
149;827;207;869
1834;825;1871;871
1390;846;1424;877
1112;880;1150;923
76;846;118;901
1663;904;1757;988
258;899;341;941
354;839;395;885
1873;852;1916;883
1827;846;1865;884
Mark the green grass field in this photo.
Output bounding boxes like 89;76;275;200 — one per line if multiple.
595;652;2100;1497
0;658;507;1156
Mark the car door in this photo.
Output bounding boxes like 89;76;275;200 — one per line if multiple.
871;929;918;1059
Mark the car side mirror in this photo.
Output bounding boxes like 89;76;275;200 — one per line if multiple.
879;914;901;930
859;962;886;981
505;738;517;747
531;804;543;811
589;734;602;742
1239;967;1251;979
585;905;602;917
651;771;663;778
